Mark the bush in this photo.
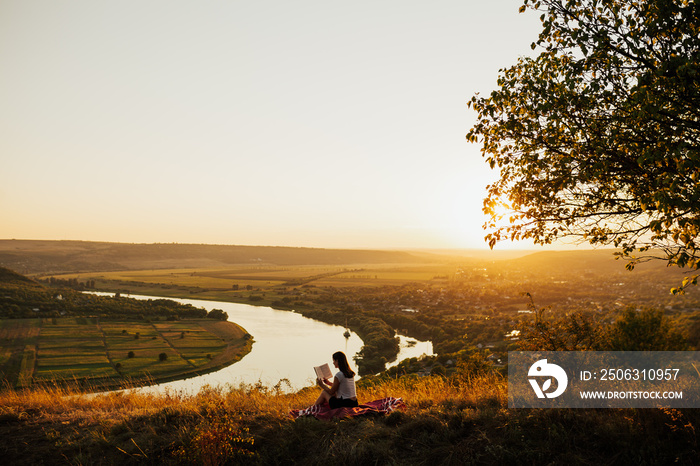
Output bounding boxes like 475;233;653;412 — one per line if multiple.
127;351;135;358
159;353;168;362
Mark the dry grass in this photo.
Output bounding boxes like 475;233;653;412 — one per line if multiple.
0;373;506;464
1;372;698;465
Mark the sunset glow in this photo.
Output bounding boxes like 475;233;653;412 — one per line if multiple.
0;1;542;249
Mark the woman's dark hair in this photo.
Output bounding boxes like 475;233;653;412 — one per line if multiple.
333;351;355;378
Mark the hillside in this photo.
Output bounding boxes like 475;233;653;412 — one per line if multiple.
0;266;41;286
0;240;432;275
500;248;688;281
1;372;698;465
0;266;227;320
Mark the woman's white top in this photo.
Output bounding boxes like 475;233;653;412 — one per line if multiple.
335;371;356;399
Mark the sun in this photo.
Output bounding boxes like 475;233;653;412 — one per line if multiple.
489;199;516;224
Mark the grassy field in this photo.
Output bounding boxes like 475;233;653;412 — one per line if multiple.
1;371;698;464
0;317;252;390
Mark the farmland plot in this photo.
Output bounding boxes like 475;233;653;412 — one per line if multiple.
0;319;42;387
35;318;114;380
0;317;252;389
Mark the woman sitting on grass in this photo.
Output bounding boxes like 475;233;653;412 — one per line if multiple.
315;351;359;408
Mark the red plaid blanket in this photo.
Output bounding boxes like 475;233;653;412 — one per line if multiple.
289;397;406;420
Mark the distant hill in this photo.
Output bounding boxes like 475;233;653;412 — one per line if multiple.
0;266;41;286
503;248;683;278
0;240;432;275
509;249;622;271
410;248;535;261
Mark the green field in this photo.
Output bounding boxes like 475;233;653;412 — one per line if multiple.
0;317;252;390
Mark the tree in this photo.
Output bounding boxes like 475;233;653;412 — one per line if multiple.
518;306;604;351
604;308;687;350
518;304;687;351
467;0;700;292
206;308;228;321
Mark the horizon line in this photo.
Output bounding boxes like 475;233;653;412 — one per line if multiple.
0;237;605;254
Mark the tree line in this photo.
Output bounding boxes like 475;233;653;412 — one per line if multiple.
0;268;228;321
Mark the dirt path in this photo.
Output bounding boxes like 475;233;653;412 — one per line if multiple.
148;322;197;368
95;318;120;375
0;319;41;387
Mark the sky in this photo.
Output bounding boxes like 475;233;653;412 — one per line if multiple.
1;0;544;250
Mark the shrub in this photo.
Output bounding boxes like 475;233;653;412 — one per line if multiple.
175;411;256;464
159;353;168;362
127;351;135;358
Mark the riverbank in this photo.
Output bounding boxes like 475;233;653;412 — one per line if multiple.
6;262;433;391
0;317;253;393
80;283;408;375
92;320;255;392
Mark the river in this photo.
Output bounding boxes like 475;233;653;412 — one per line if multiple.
90;293;433;393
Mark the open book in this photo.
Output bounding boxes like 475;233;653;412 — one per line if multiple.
314;363;333;380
